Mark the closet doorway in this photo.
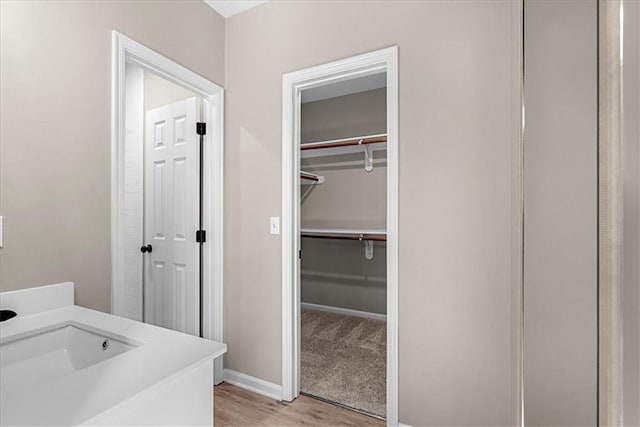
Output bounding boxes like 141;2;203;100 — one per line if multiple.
110;32;224;381
282;47;398;424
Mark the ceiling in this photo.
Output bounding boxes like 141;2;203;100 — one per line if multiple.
203;0;268;18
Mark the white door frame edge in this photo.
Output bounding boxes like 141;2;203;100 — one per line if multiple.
281;46;399;426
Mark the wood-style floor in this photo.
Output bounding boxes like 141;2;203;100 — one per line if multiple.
215;383;385;426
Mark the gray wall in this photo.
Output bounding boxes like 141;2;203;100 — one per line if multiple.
301;88;387;143
224;1;521;425
523;0;598;425
300;89;387;314
144;71;198;112
623;0;640;424
0;1;225;312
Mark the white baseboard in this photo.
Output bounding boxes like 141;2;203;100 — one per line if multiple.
301;302;387;321
398;423;413;427
223;369;282;401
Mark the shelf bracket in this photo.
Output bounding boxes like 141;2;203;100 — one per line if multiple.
363;143;373;172
364;240;374;260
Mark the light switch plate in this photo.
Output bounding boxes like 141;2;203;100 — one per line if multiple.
270;217;280;235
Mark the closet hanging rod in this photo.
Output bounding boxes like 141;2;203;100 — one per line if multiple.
301;233;387;242
300;134;387;151
301;228;386;259
300;171;319;181
301;227;386;235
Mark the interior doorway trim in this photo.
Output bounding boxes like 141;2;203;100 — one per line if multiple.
110;31;225;383
597;0;624;424
281;46;399;425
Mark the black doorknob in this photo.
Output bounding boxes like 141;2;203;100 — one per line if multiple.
140;244;152;253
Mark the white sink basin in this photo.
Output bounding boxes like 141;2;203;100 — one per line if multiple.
0;282;226;426
1;323;138;390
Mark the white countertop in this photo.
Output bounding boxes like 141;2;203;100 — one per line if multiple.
0;304;226;426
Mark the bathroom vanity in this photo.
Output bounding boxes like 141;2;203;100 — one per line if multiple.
0;282;226;426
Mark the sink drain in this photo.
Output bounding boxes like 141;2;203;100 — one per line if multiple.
102;339;109;351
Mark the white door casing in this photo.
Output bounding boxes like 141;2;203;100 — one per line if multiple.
121;66;144;322
144;97;200;335
112;31;225;383
282;46;399;425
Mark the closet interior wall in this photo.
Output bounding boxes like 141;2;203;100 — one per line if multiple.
300;88;387;315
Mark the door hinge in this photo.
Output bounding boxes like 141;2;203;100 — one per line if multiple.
299;249;302;260
196;230;206;243
196;122;206;136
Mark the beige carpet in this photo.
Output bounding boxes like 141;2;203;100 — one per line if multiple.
301;308;386;418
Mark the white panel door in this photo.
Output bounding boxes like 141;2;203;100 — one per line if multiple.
144;97;199;335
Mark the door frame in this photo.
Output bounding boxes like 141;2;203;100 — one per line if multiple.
597;0;624;424
110;31;225;383
281;46;399;425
